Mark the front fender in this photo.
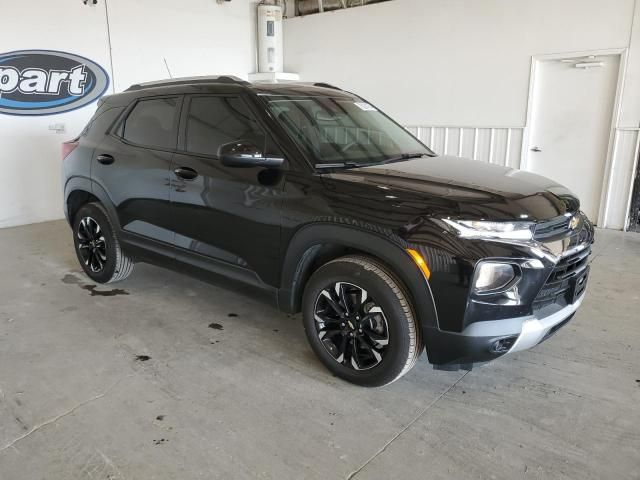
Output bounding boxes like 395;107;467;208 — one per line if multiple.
278;222;439;335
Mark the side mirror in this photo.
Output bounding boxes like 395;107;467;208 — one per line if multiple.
218;141;284;168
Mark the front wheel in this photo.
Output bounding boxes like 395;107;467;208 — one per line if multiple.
302;255;421;387
73;202;133;283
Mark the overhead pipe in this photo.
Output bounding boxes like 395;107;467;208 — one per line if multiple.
297;0;387;16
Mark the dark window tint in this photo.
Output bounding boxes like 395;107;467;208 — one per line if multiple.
84;107;124;141
186;96;265;156
123;97;179;149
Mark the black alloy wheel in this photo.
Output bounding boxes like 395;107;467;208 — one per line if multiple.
72;202;134;283
77;216;107;273
313;282;389;371
302;255;421;387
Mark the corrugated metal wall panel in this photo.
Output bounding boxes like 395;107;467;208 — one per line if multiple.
406;126;524;168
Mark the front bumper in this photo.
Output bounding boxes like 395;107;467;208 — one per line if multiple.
417;212;594;368
507;292;584;353
426;292;584;367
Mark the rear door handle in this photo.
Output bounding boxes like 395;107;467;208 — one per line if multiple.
96;154;115;165
174;166;198;180
530;146;542;153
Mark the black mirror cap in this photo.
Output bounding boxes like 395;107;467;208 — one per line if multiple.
218;140;284;168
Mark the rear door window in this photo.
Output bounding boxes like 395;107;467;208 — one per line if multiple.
123;97;179;150
184;96;265;157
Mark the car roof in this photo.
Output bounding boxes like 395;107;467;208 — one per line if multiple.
101;76;357;107
249;82;355;98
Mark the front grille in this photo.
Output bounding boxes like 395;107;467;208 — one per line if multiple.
533;246;591;311
533;215;572;240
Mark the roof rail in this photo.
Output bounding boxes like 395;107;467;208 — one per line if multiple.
125;75;250;92
290;82;343;91
312;82;342;91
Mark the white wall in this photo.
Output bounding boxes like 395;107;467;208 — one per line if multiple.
284;0;640;229
0;2;110;228
0;0;257;228
106;0;257;92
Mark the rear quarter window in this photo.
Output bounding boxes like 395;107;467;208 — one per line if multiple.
83;107;125;142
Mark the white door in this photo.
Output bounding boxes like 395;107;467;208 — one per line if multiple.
525;54;620;222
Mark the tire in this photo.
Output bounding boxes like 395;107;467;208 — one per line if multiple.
302;255;421;387
72;202;134;284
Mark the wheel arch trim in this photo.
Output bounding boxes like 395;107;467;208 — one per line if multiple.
278;223;439;333
64;178;121;231
64;176;92;222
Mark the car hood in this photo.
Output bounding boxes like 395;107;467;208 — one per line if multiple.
319;155;579;222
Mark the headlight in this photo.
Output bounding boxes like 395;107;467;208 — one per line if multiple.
443;219;534;240
473;262;518;293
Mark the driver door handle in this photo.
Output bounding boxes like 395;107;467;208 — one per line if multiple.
174;166;198;180
530;146;542;152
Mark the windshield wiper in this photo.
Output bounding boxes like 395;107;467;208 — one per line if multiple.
375;153;429;165
315;162;361;170
315;153;430;171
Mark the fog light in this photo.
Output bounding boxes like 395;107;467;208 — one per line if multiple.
490;336;518;354
473;262;517;293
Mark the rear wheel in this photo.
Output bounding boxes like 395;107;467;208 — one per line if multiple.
302;255;420;387
73;202;133;283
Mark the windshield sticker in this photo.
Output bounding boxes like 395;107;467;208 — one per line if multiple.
353;102;377;112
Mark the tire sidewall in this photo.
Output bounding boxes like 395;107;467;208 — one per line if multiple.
302;258;414;387
73;203;118;283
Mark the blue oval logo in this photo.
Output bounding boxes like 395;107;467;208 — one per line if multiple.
0;49;110;116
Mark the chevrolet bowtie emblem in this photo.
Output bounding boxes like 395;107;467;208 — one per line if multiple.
569;214;580;230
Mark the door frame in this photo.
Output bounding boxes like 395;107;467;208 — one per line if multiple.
622;127;640;230
520;48;628;227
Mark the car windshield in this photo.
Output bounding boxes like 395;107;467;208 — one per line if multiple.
264;95;433;167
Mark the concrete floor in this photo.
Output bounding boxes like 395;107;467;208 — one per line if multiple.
0;221;638;480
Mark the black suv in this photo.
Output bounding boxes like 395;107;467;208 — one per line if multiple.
62;76;594;386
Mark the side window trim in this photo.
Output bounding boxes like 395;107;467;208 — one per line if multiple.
111;94;184;152
179;94;267;160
